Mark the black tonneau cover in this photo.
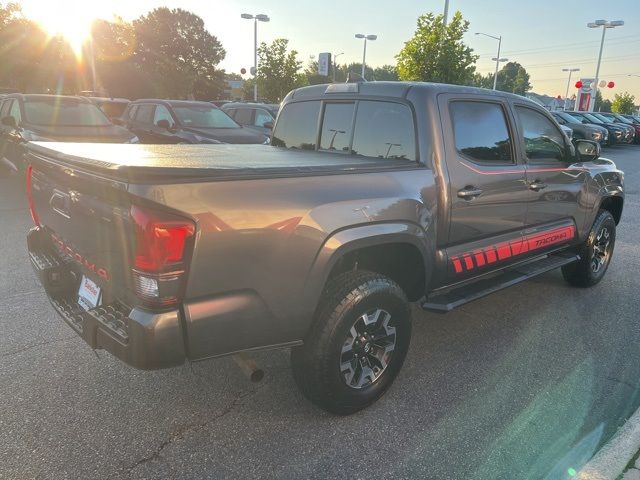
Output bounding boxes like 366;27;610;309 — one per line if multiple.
27;143;416;183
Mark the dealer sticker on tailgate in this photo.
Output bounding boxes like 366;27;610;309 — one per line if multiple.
77;275;101;311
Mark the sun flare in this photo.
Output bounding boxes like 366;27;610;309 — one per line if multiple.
28;7;97;57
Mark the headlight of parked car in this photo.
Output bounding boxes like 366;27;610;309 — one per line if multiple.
591;131;602;141
125;136;140;144
263;136;271;145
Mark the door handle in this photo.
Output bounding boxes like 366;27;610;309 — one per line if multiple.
528;181;548;192
457;187;483;199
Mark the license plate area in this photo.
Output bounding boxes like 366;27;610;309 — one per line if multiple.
77;275;102;311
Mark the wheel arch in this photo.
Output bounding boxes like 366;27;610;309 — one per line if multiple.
598;194;623;225
303;223;435;314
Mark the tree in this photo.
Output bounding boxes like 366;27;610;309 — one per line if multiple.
133;8;226;99
373;65;399;81
396;11;477;85
471;62;530;95
496;62;530;95
304;60;329;85
255;38;304;102
594;90;612;112
611;92;636;115
91;18;153;99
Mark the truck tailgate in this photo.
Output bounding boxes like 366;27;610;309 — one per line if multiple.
28;149;134;307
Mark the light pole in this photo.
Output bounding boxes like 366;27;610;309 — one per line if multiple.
241;13;270;102
562;68;580;110
443;0;450;27
355;34;377;79
475;32;506;90
332;52;344;82
587;19;624;111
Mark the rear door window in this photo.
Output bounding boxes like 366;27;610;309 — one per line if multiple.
254;109;273;127
319;103;355;153
450;101;513;163
234;108;253;125
153;104;174;126
134;104;154;124
272;101;321;150
126;105;138;121
352;101;416;161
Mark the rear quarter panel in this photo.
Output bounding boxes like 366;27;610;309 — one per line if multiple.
128;167;437;349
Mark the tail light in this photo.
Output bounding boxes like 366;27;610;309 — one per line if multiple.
26;165;40;226
130;205;195;308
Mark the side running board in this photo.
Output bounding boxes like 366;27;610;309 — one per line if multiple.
422;251;579;313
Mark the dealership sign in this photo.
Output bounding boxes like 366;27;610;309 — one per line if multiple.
318;52;331;77
575;78;595;111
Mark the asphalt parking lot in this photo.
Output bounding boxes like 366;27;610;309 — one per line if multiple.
1;145;639;480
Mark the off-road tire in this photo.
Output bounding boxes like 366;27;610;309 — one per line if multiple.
562;210;616;287
291;270;411;415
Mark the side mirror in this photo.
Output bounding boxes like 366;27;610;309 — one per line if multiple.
575;139;600;162
263;121;274;130
1;116;17;128
156;119;171;130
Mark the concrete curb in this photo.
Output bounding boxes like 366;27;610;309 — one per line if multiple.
577;406;640;480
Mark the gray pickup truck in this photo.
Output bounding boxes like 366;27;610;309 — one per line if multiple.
25;81;624;414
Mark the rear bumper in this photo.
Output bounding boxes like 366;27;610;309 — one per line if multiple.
28;227;186;370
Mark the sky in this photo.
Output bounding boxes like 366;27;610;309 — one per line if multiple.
18;0;640;101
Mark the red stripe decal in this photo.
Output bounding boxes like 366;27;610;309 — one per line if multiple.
464;255;474;270
496;243;512;260
452;257;463;273
451;225;576;274
509;240;525;256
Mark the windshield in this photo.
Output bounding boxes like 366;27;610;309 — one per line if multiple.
580;113;604;124
591;113;612;123
612;114;633;124
173;105;239;129
23;98;112;126
557;112;580;124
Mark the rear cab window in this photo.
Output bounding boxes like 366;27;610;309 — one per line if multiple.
272;101;321;150
273;99;417;163
449;101;513;164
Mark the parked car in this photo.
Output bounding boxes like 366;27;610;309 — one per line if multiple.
590;112;635;144
565;111;627;146
601;112;640;144
222;102;279;136
559;124;573;141
121;99;269;144
0;94;137;174
88;97;130;123
25;81;623;414
551;111;608;145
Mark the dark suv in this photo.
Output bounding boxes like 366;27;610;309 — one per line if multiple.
565;111;627;146
122;99;269;145
551;111;608;145
0;94;136;174
222;102;279;136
